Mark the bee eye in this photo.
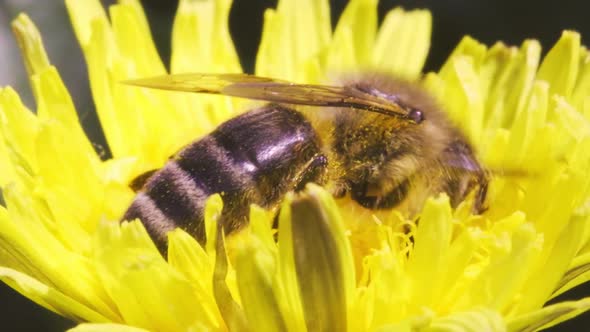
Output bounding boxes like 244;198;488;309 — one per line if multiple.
408;109;424;124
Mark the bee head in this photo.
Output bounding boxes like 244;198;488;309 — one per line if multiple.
331;73;487;212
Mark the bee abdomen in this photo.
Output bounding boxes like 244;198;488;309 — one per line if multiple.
123;162;210;246
123;105;324;252
124;135;258;248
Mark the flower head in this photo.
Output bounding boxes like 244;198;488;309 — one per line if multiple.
1;0;590;331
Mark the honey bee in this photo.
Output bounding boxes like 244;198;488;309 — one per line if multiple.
122;73;488;253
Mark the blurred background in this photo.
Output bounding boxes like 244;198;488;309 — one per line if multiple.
0;0;589;330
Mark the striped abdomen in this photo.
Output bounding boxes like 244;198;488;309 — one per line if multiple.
123;105;324;251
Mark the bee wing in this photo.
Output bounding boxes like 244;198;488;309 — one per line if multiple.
125;73;421;122
124;73;284;93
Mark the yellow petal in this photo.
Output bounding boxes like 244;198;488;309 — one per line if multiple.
481;40;540;131
372;8;431;79
256;0;330;82
331;0;377;66
167;229;222;326
514;205;588;314
65;0;109;46
407;194;453;309
11;16;96;175
170;0;243;128
423;308;505;332
235;238;287;332
571;48;590;110
325;23;357;72
68;323;150;332
0;267;109;323
552;235;590;298
463;218;542;312
247;205;277;251
0;137;16;189
280;184;355;331
212;218;248;332
537;30;581;98
1;186;119;321
0;87;37;183
440;36;487;74
435;53;485;144
171;0;241;73
10;14;50;87
507;298;590;332
435;227;482;310
94;221;217;330
110;3;166;77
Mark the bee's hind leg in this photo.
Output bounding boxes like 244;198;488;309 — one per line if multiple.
272;153;328;232
293;153;329;192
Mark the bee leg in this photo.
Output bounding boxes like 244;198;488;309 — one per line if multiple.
128;169;159;192
272;154;328;232
350;178;410;209
128;153;178;192
293;153;328;192
473;177;489;214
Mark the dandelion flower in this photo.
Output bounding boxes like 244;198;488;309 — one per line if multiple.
1;0;590;331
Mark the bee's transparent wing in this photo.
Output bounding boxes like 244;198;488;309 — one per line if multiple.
124;73;284;93
125;73;421;121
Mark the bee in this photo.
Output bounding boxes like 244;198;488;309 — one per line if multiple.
122;73;488;253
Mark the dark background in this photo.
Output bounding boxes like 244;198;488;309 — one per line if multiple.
0;0;589;330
